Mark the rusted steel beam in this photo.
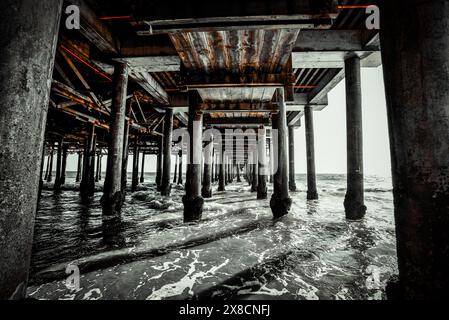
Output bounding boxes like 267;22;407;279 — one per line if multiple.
132;0;338;35
58;46;107;111
181;73;294;88
66;0;119;54
130;70;169;105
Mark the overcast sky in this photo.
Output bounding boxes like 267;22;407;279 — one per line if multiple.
64;66;391;177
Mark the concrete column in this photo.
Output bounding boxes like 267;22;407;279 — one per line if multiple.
178;149;183;185
173;153;178;183
236;163;242;182
0;0;62;299
269;135;274;184
121;120;130;195
305;106;318;200
76;152;83;182
202;137;213;198
161;109;174;196
380;0;449;299
344;56;366;220
251;149;258;192
132;137;139;192
218;147;226;192
88;130;97;196
44;151;51;182
257;127;267;199
95;152;101;182
211;149;215;183
102;62;129;217
288;126;297;192
183;91;204;222
156;136;163;190
54;138;64;191
60;145;68;186
47;147;54;182
99;155;103;181
140;152;145;183
270;89;292;218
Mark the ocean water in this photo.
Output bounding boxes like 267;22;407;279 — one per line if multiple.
28;172;398;300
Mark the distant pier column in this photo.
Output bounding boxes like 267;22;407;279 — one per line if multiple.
121;120;130;194
161;109;174;196
95;152;101;182
202;137;213;198
54;138;64;191
61;144;68;186
102;62;129;217
140;152;146;183
211;149;215;183
257;127;267;199
380;0;449;299
344;55;366;220
99;155;103;181
218;150;226;191
236;162;241;182
76;152;83;182
132;137;139;192
270;89;292;218
47;147;54;182
305;106;318;200
183;91;204;222
178;149;183;185
88;131;97;197
173;153;178;183
0;0;62;300
288;126;297;192
156;136;163;190
269;136;274;184
44;151;51;181
251;149;258;192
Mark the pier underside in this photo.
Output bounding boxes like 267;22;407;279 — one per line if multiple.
0;0;448;300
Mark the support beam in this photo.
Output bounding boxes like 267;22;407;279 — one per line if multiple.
140;152;146;183
102;63;129;217
257;127;267;199
288;126;297;192
0;0;62;300
202;137;213;198
61;144;68;186
67;0;119;54
380;0;449;300
270;89;292;218
53;138;64;192
121;120;130;196
218;141;225;192
75;151;83;182
173;153;178;183
156;137;163;190
178;149;183;185
161;109;174;196
344;56;366;220
305;106;318;200
132;137;140;192
183;91;204;222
